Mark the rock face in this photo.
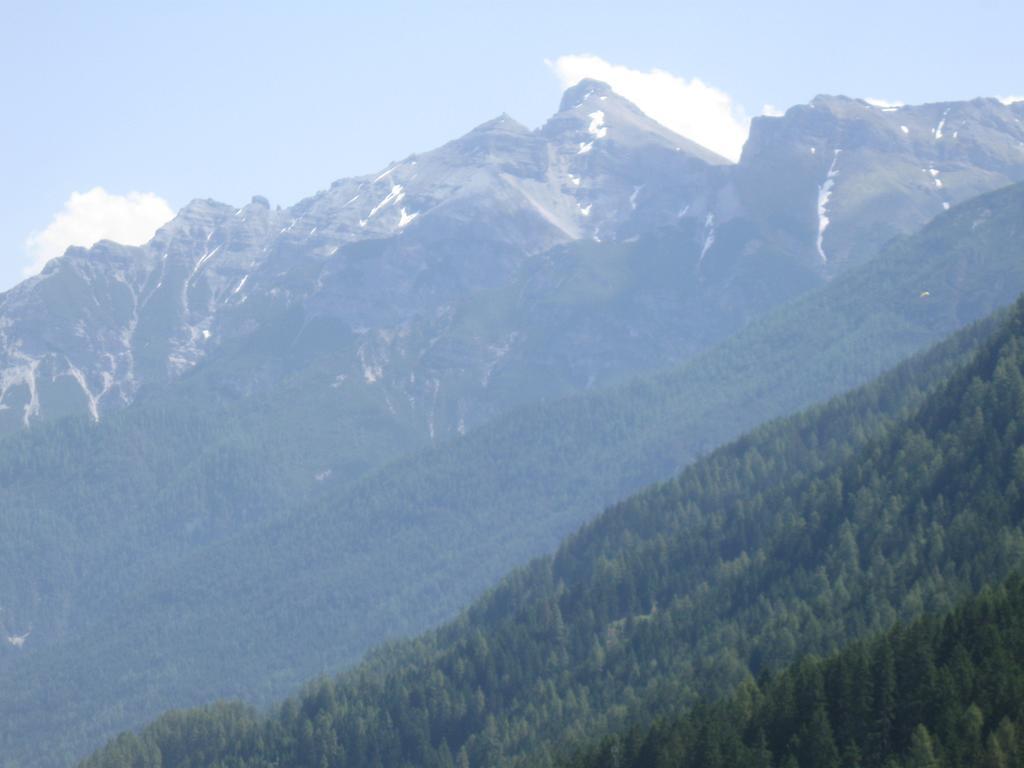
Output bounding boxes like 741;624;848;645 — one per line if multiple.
738;95;1024;268
1;84;1022;439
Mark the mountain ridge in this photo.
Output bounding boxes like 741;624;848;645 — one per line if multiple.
2;82;1022;440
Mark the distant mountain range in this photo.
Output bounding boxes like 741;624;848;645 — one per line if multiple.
1;82;1022;441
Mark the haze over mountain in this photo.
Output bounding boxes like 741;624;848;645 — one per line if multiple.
2;80;1024;766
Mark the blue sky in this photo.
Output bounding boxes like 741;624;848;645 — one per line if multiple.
2;0;1021;290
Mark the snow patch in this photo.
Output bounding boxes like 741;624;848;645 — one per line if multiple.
587;110;608;139
367;185;405;220
578;141;594;155
698;213;716;269
900;125;910;135
188;245;220;285
6;631;29;648
398;208;419;228
816;149;842;263
578;203;592;217
630;185;642;210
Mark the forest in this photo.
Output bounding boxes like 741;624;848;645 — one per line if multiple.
78;292;1024;767
567;575;1024;768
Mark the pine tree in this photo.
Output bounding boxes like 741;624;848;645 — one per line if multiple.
905;725;939;768
798;705;840;768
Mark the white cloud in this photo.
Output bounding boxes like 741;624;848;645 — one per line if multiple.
24;187;174;277
546;54;755;162
864;97;906;108
761;104;785;118
999;95;1024;105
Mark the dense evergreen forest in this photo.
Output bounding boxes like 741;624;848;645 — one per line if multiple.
79;292;1024;768
567;575;1024;768
7;183;1023;768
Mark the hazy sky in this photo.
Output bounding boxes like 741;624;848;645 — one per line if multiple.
2;0;1021;290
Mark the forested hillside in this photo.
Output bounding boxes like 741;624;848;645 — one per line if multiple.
79;290;1024;768
567;575;1024;768
5;182;1024;767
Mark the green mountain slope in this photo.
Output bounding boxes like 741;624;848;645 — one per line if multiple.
4;183;1024;767
0;327;424;636
78;288;1024;767
565;574;1024;768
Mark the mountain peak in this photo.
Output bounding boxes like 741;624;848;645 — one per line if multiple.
175;197;234;221
544;78;729;165
806;94;869;116
809;93;857;105
558;79;615;112
468;112;530;135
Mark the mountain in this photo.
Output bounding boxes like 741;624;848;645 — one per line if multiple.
0;79;724;437
3;178;1024;766
738;95;1024;269
1;86;1022;448
3;82;1024;765
78;280;1024;768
